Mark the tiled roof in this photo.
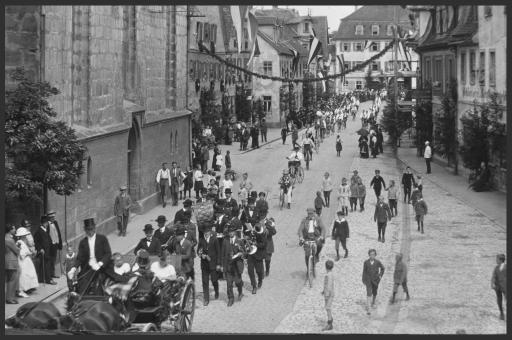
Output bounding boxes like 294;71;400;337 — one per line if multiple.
253;7;298;21
256;16;277;26
310;16;329;56
258;31;294;56
334;5;411;40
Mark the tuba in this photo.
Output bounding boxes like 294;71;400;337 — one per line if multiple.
242;231;258;256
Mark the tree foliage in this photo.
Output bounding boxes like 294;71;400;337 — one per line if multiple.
5;67;87;203
433;81;458;166
459;92;507;170
379;80;412;148
414;97;433;154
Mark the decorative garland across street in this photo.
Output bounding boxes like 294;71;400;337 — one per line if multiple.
200;39;395;83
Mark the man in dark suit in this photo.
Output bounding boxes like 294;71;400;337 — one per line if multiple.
153;215;173;246
197;225;221;306
240;197;259;236
221;224;246;307
174;199;193;224
373;196;392;243
362;248;385;315
246;219;267;295
167;226;194;279
262;214;277;277
33;215;56;284
134;224;162;256
170;161;180;206
46;210;63;278
223;188;239;218
67;218;121;295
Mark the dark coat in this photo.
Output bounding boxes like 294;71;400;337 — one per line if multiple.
34;225;52;258
254;199;269;219
374;202;392;223
197;235;221;271
370;175;386;191
49;220;63;250
401;173;416;187
249;228;267;261
224;197;239;217
153;226;173;245
133;237;162;256
265;220;277;254
221;237;245;275
75;233;112;271
492;264;507;293
362;259;385;285
213;214;231;237
240;207;259;233
168;238;194;274
174;208;191;224
332;219;349;239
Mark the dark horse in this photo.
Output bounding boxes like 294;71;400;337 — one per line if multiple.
5;302;62;329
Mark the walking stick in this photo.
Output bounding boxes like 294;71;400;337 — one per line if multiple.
58;249;63;278
41;252;46;287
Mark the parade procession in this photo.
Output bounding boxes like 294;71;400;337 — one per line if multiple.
4;4;507;335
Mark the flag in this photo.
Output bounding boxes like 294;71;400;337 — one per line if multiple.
230;6;242;53
364;40;371;50
290;47;299;75
307;30;322;67
317;70;326;93
337;53;345;83
246;9;258;45
247;37;260;65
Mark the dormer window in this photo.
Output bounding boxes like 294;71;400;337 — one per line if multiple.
304;22;310;33
371;25;379;36
387;24;394;36
355;25;364;35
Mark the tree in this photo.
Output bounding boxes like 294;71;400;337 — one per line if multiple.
5;67;87;207
433;80;458;172
380;79;412;149
413;96;433;156
459;92;506;171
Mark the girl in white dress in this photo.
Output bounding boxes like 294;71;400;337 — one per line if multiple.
337;177;351;216
15;227;39;296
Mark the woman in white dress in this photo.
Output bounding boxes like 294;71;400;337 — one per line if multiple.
150;250;177;282
15;227;39;296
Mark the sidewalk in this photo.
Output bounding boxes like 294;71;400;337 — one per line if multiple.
395;147;506;229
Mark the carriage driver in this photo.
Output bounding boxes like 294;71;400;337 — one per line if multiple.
297;208;326;265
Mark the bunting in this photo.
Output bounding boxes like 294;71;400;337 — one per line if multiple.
247;37;260;65
230;6;242;53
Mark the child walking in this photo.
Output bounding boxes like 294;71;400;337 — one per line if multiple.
64;245;77;292
315;191;326;216
332;210;350;260
322;172;334;207
416;175;423;193
321;260;335;331
337;178;350;216
390;253;410;304
335;135;342;157
414;196;428;233
386;180;399;217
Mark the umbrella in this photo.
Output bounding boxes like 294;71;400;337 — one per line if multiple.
356;128;369;137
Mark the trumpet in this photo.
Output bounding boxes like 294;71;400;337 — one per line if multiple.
254;223;266;235
242;233;258;255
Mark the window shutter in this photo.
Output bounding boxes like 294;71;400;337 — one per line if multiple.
199;22;204;41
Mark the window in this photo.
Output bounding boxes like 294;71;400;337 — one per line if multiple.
489;51;496;87
460;52;466;84
343;79;349;87
196;22;203;42
387;24;394;36
86;157;92;186
170;132;173;154
263;96;272;114
433;58;443;87
469;50;476;85
233;38;237;48
371;42;380;52
372;25;379;36
371;61;379;71
436;6;448;34
342;43;351;52
304;22;309;33
204;23;210;41
189;60;195;79
355;25;364;35
212;24;217;43
175;131;178;155
356;80;363;90
302;43;308;50
425;57;431;83
479;51;485;85
354;42;363;51
263;61;272;76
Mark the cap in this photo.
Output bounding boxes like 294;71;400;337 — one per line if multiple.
15;227;31;237
83;218;96;229
307;208;315;213
224;188;232;194
247;197;256;205
137;249;150;267
175;226;186;236
120;185;127;191
156;215;167;223
47;210;56;216
425;141;430;145
143;224;154;232
20;220;32;228
228;223;238;232
202;225;212;232
183;199;193;207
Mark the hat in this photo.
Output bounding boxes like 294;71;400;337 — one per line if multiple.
20;220;32;228
137;249;150;267
83;218;96;229
425;141;430;145
180;210;192;222
337;210;345;216
353;170;358;173
247;197;256;205
15;227;31;237
307;208;315;213
228;223;238;232
175;226;186;236
120;185;127;191
156;215;167;223
47;210;56;216
202;225;212;232
143;224;154;232
224;188;232;194
183;199;193;207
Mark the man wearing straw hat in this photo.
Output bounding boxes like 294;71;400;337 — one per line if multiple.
46;210;63;279
114;185;132;237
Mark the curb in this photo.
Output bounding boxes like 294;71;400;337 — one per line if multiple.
239;128;307;155
394;153;506;231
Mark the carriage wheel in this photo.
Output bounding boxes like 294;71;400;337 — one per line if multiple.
142;323;158;332
175;282;195;333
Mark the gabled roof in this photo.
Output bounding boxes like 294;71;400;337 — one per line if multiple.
253;7;298;21
257;31;294;56
341;5;411;22
256;16;277;26
310;16;329;56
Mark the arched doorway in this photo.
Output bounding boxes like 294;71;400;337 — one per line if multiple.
127;118;141;200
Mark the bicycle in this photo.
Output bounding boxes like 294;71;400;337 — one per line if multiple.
300;239;317;288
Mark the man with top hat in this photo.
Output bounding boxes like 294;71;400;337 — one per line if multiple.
128;249;163;309
174;199;193;224
175;210;198;272
298;208;327;264
240;197;259;236
114;185;132;236
246;214;267;294
223;188;239;218
134;224;162;256
221;223;246;307
166;225;194;280
68;218;122;295
46;210;62;278
153;215;173;246
261;211;277;277
33;215;56;284
197;225;221;306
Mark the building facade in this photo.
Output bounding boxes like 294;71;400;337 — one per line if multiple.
5;5;191;242
333;5;419;93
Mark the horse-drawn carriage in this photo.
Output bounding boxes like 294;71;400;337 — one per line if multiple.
5;253;195;334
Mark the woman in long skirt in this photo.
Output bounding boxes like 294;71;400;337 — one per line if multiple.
15;227;39;296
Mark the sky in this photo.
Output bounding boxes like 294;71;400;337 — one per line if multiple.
257;6;358;33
